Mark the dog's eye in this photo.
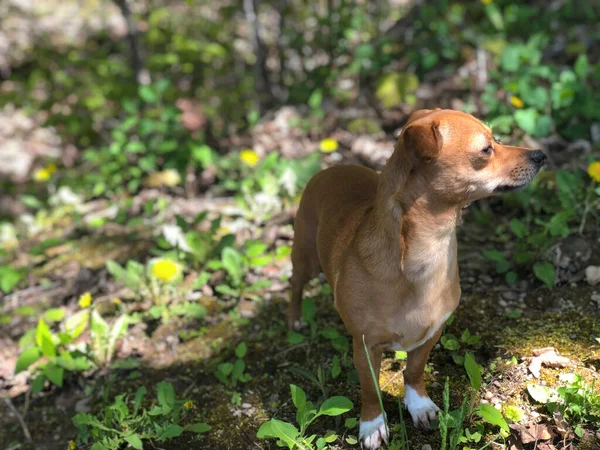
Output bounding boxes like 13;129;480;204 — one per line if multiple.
481;145;493;155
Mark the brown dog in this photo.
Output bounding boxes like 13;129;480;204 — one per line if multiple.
288;109;545;449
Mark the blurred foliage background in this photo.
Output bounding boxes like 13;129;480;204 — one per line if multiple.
0;0;599;449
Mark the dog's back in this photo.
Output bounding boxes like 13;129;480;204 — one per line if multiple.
288;164;378;327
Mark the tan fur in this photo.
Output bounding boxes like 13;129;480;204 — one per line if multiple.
288;109;545;444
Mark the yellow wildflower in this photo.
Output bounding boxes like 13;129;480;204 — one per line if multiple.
152;259;179;282
481;0;493;4
111;297;122;305
588;161;600;182
239;149;260;167
78;292;92;309
183;400;195;410
33;168;52;182
68;440;77;450
510;96;524;108
46;163;58;174
319;138;339;153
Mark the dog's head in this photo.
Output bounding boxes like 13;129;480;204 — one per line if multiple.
397;109;546;203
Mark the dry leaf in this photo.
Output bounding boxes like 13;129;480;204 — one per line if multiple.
528;347;571;378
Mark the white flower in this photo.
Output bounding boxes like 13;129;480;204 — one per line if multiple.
162;224;191;252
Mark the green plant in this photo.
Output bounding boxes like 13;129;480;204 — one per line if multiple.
14;305;129;392
0;264;24;293
78;80;198;197
440;327;482;366
72;382;210;449
214;342;251;388
529;374;600;438
438;378;468;450
257;384;353;449
106;258;205;324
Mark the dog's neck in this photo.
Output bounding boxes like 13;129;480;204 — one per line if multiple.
368;165;462;280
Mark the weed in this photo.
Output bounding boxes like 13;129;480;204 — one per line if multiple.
256;383;353;449
72;381;210;449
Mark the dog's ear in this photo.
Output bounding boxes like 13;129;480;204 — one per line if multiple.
402;118;442;160
404;108;441;126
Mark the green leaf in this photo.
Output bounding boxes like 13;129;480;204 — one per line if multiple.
441;335;460;351
156;381;176;410
0;266;23;293
221;247;244;285
527;384;554;403
160;424;184;440
235;342;247;358
301;298;317;322
287;330;305;345
505;271;518;285
15;347;42;373
290;384;306;412
90;444;108;450
509;219;528;238
125;434;143;449
139;85;157;103
133;386;147;415
476;404;509;432
44;364;64;387
318;396;354;416
36;319;56;357
256;419;300;449
482;250;506;263
514;109;538;135
308;89;323;109
574;54;589;79
43;308;66;323
533;262;555;288
484;3;504;30
464;352;482;391
345;417;358;428
186;423;212;433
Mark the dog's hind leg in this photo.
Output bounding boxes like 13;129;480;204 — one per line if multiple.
288;209;320;330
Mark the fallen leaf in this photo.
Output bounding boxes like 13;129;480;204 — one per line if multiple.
528;347;570;378
518;424;554;444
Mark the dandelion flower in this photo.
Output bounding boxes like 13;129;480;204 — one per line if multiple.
33;168;52;182
588;161;600;182
152;259;179;282
111;297;122;305
319;138;339;153
184;400;195;410
239;149;260;167
68;440;77;450
510;96;524;109
481;0;493;4
78;292;92;309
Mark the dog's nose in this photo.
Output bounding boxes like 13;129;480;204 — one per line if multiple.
528;150;546;165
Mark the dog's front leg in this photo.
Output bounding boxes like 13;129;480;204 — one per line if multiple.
353;337;387;449
403;327;443;429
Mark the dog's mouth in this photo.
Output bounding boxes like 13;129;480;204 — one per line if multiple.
494;183;527;193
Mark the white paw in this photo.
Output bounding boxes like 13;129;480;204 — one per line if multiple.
404;385;440;430
359;413;388;449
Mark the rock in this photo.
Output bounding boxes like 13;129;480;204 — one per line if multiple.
480;274;493;284
421;445;432;450
585;266;600;286
503;291;518;301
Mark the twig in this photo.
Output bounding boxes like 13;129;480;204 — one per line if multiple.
4;397;32;443
112;0;150;85
243;0;272;111
578;180;595;235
